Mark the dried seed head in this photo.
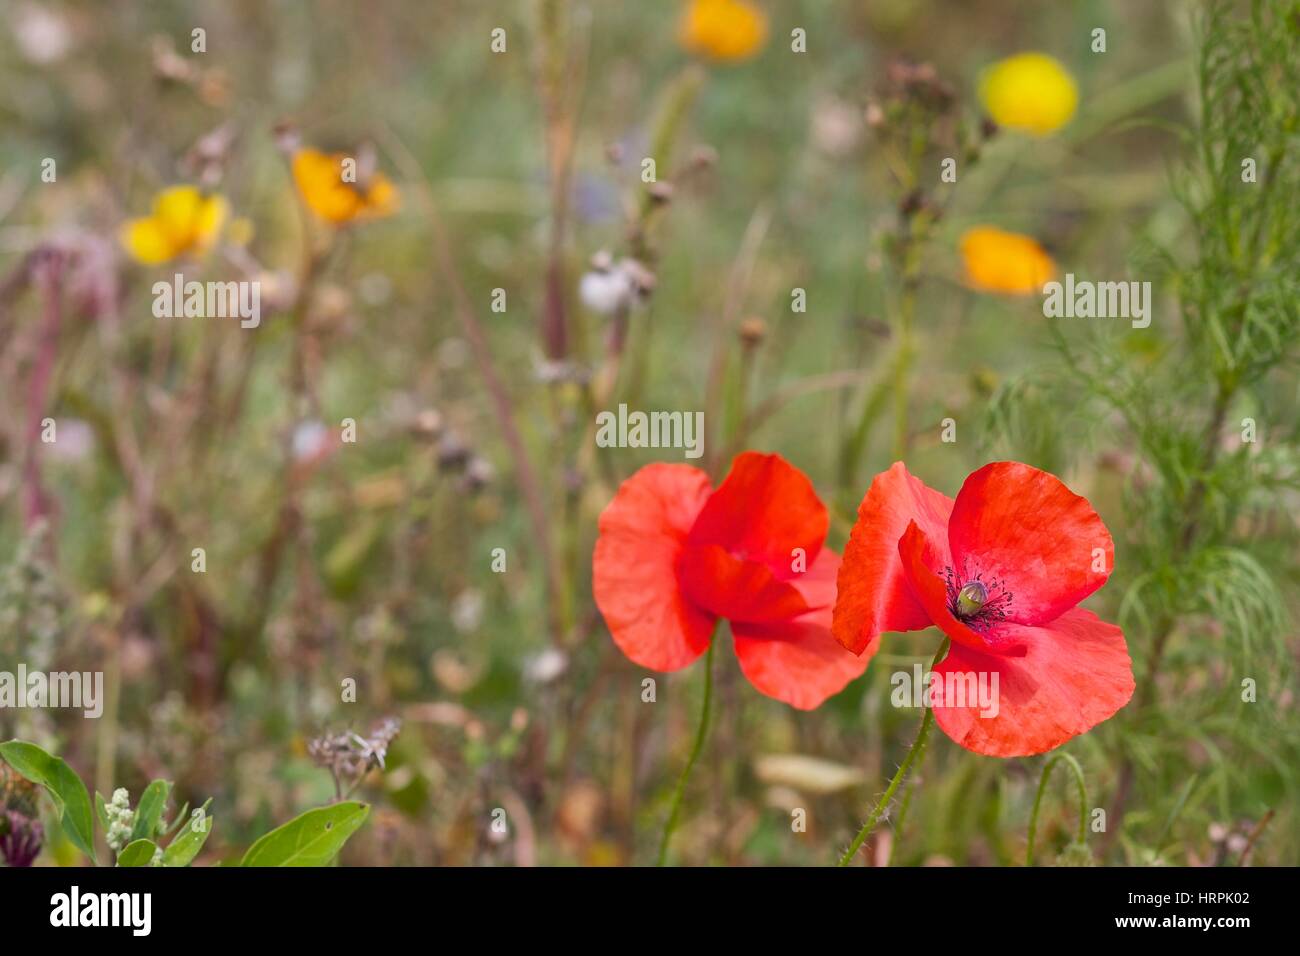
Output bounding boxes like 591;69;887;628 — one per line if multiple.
647;181;674;204
436;432;470;469
738;316;768;347
308;717;402;784
690;145;719;169
617;257;656;298
899;189;925;217
413;408;444;439
461;456;495;494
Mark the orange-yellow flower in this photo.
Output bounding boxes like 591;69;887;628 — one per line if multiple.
979;53;1078;136
120;185;228;265
291;148;398;225
960;226;1055;295
678;0;767;64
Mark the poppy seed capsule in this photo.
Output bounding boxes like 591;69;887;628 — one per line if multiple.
738;317;767;347
956;581;988;617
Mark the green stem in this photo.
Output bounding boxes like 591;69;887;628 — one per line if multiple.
641;65;705;214
891;283;916;460
631;63;706;261
656;638;715;866
838;637;948;866
1026;752;1088;866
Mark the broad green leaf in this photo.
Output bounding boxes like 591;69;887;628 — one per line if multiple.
0;740;97;863
130;779;172;842
117;838;158;867
162;810;214;867
240;802;369;867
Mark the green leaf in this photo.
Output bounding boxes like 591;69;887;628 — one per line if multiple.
162;801;190;838
0;740;97;863
162;809;214;867
116;839;158;867
240;802;370;867
130;779;172;842
95;791;110;832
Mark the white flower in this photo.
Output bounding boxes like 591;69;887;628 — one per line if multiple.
579;268;636;316
578;253;654;316
105;788;135;852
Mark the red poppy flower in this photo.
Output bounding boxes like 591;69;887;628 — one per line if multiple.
833;461;1134;756
593;452;871;709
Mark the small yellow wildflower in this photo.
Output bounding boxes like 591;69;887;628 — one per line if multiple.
960;226;1056;295
979;52;1078;136
679;0;767;64
291;148;399;225
120;185;228;265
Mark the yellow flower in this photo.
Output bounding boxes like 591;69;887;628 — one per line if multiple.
979;52;1078;136
120;186;228;265
960;226;1055;295
679;0;767;64
291;148;399;225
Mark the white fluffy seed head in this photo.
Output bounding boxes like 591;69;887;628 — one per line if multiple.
579;268;635;316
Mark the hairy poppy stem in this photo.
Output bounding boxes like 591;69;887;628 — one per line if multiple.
1026;752;1088;866
838;637;948;867
656;639;716;866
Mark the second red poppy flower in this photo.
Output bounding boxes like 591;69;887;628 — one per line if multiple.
593;452;870;709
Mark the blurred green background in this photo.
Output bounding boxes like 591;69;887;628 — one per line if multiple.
0;0;1295;866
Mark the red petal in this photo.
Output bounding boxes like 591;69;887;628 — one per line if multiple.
686;452;827;576
947;461;1113;626
678;544;810;623
832;462;955;654
930;608;1135;757
784;536;840;608
732;550;873;709
897;521;1024;655
593;464;716;670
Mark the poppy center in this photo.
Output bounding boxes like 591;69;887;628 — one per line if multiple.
944;564;1013;632
956;581;987;616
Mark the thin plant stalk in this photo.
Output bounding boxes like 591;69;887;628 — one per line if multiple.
838;637;949;866
378;122;563;640
1026;752;1088;866
891;273;918;460
656;638;716;866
